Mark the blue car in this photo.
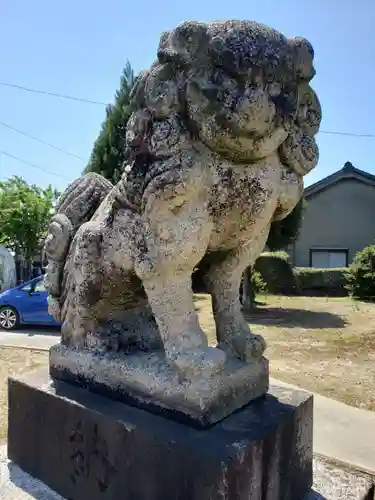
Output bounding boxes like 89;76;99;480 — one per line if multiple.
0;276;60;330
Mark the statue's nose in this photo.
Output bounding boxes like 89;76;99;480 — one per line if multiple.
235;87;277;134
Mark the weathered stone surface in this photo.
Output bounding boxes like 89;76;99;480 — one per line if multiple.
7;371;313;500
43;20;321;401
49;343;269;427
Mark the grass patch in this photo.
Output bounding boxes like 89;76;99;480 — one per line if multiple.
195;293;375;411
0;347;48;443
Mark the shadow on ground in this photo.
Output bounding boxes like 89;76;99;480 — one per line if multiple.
244;307;347;329
7;461;63;500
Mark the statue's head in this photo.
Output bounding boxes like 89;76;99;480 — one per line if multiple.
126;20;321;176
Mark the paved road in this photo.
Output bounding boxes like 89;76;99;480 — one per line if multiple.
0;327;59;350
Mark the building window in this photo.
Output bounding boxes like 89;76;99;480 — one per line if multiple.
309;249;348;268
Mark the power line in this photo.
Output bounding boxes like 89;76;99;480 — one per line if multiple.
0;121;85;160
319;130;375;138
0;81;107;106
0;150;70;180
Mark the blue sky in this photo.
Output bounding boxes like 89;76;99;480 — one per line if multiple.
1;0;374;192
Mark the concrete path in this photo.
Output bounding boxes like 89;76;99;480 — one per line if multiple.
272;378;375;475
0;446;63;499
0;328;59;351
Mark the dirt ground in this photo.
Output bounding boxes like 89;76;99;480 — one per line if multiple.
0;347;48;443
195;293;375;411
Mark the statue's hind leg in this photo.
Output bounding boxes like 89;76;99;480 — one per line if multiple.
203;227;270;362
61;208;153;352
60;220;107;349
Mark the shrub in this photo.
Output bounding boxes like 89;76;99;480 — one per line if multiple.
252;269;266;294
254;251;297;295
239;267;266;310
345;245;375;301
294;267;347;296
267;197;306;251
262;250;290;261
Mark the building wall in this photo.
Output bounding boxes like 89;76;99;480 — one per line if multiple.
0;246;16;291
293;179;375;267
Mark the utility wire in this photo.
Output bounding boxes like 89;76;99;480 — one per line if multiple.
0;150;70;180
1;81;375;139
0;120;85;161
319;130;375;138
0;81;107;106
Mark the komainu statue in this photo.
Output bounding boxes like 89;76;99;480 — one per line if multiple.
45;20;321;426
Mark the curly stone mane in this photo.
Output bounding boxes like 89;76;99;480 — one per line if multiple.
121;20;321;212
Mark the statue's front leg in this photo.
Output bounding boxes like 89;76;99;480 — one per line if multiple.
135;177;226;377
203;227;271;362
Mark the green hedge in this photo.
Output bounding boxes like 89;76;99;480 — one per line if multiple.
293;267;348;296
254;251;297;295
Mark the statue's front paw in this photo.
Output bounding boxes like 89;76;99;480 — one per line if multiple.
172;346;226;379
218;334;266;363
242;334;266;361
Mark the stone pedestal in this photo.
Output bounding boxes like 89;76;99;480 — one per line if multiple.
49;344;269;428
8;369;313;500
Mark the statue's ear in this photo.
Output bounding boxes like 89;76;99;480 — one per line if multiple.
129;69;151;108
157;21;210;67
289;37;315;81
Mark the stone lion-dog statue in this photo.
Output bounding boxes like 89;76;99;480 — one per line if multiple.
45;20;321;382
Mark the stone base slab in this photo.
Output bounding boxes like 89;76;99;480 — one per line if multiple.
2;445;373;500
8;369;313;500
49;343;269;428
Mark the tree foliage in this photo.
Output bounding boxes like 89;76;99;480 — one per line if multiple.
267;198;306;251
242;200;306;310
0;176;58;263
345;244;375;301
85;61;136;183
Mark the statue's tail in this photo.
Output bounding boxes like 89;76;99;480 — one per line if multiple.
44;173;113;321
55;172;113;231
